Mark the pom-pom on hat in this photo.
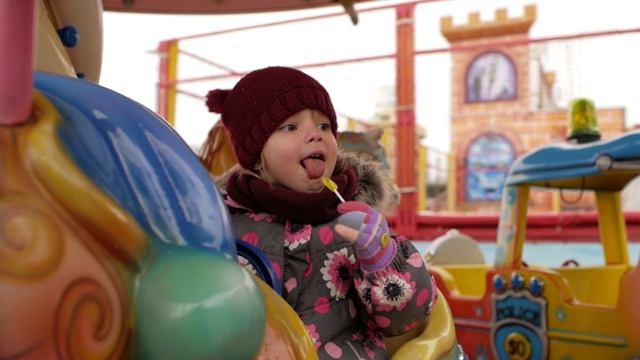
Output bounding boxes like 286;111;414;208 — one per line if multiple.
205;66;337;169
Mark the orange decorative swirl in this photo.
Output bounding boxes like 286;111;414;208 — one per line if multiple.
0;197;63;278
55;278;128;360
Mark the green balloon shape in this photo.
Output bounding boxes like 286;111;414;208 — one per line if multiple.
136;246;266;360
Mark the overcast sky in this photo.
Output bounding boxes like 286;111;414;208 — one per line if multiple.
100;0;640;151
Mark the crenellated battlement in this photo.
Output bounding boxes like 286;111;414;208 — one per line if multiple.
441;4;536;42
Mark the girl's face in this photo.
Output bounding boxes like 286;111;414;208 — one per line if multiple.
261;109;338;193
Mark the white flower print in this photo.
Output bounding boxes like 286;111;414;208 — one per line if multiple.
372;269;416;312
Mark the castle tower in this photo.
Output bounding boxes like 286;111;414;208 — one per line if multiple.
441;5;536;212
440;5;625;213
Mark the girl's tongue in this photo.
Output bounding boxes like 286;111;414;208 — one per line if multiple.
301;158;325;179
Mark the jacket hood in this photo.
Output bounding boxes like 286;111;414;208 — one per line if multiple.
214;150;398;213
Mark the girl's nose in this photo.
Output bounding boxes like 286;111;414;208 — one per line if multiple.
306;126;323;142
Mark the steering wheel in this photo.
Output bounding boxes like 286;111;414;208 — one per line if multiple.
561;259;580;267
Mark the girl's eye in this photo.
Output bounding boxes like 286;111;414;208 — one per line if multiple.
280;124;296;132
319;123;331;131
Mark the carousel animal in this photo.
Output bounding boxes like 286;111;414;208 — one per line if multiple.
198;119;238;178
337;127;391;171
6;71;318;360
1;2;318;359
336;128;400;207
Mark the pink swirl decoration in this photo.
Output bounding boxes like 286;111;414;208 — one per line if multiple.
0;200;63;278
54;278;129;359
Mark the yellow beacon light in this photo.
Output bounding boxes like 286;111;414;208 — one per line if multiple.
567;98;601;143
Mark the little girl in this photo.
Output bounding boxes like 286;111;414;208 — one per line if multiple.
204;66;437;359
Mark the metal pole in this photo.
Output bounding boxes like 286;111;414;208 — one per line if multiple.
395;3;418;237
157;40;179;126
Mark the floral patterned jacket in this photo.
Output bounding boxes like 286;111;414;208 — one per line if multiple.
218;154;437;359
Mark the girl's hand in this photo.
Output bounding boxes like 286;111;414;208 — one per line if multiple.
334;202;396;271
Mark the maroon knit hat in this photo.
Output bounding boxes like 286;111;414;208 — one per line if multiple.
205;66;338;169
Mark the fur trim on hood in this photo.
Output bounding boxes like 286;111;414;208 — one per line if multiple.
214;150;398;213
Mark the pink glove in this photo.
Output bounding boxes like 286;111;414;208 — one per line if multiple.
334;201;397;272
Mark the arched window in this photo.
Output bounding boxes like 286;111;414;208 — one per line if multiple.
465;134;515;201
466;51;517;103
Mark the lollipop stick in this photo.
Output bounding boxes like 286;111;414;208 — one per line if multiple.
321;177;345;203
